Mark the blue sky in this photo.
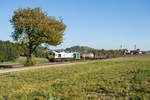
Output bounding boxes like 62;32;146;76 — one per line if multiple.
0;0;150;50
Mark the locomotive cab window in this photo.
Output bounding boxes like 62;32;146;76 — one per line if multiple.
58;54;61;58
49;52;52;55
49;52;55;56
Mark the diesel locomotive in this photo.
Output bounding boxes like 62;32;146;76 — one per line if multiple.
48;51;80;62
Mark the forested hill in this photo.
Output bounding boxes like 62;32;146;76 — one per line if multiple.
65;46;105;55
65;46;95;53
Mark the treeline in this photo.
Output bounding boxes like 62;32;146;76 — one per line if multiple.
90;49;122;57
66;46;122;57
0;41;123;62
0;41;19;62
0;40;48;62
34;46;48;58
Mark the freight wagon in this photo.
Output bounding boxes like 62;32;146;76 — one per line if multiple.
93;54;107;59
80;53;107;60
80;53;94;60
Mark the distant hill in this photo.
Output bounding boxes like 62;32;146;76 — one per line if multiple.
65;46;96;53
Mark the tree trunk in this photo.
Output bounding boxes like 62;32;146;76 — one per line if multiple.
25;50;36;66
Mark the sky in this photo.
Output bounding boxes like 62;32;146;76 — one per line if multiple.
0;0;150;50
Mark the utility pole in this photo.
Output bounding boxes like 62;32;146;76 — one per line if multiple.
134;44;136;50
120;45;122;49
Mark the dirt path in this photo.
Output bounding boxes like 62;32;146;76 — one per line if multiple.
0;62;87;74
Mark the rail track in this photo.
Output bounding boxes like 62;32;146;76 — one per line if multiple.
0;62;71;69
0;62;88;74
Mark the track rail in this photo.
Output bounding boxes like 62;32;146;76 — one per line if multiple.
0;62;87;74
0;62;71;69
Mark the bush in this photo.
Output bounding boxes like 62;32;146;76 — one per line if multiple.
0;40;19;62
24;57;36;66
34;46;48;58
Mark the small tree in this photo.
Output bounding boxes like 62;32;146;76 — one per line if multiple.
10;8;66;66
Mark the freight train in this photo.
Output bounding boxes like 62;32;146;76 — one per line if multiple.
48;51;108;62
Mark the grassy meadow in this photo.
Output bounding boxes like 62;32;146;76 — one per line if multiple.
0;56;150;100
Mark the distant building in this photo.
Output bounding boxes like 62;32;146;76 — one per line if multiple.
120;49;130;55
120;49;144;55
130;49;141;55
145;51;150;55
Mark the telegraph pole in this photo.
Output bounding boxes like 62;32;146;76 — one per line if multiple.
134;44;136;50
120;45;122;49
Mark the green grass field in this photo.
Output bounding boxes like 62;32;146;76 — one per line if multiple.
0;56;150;100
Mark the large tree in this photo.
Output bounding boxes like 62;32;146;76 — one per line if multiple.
10;8;66;66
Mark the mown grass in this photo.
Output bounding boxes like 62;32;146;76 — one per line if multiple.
0;57;49;65
0;56;150;100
